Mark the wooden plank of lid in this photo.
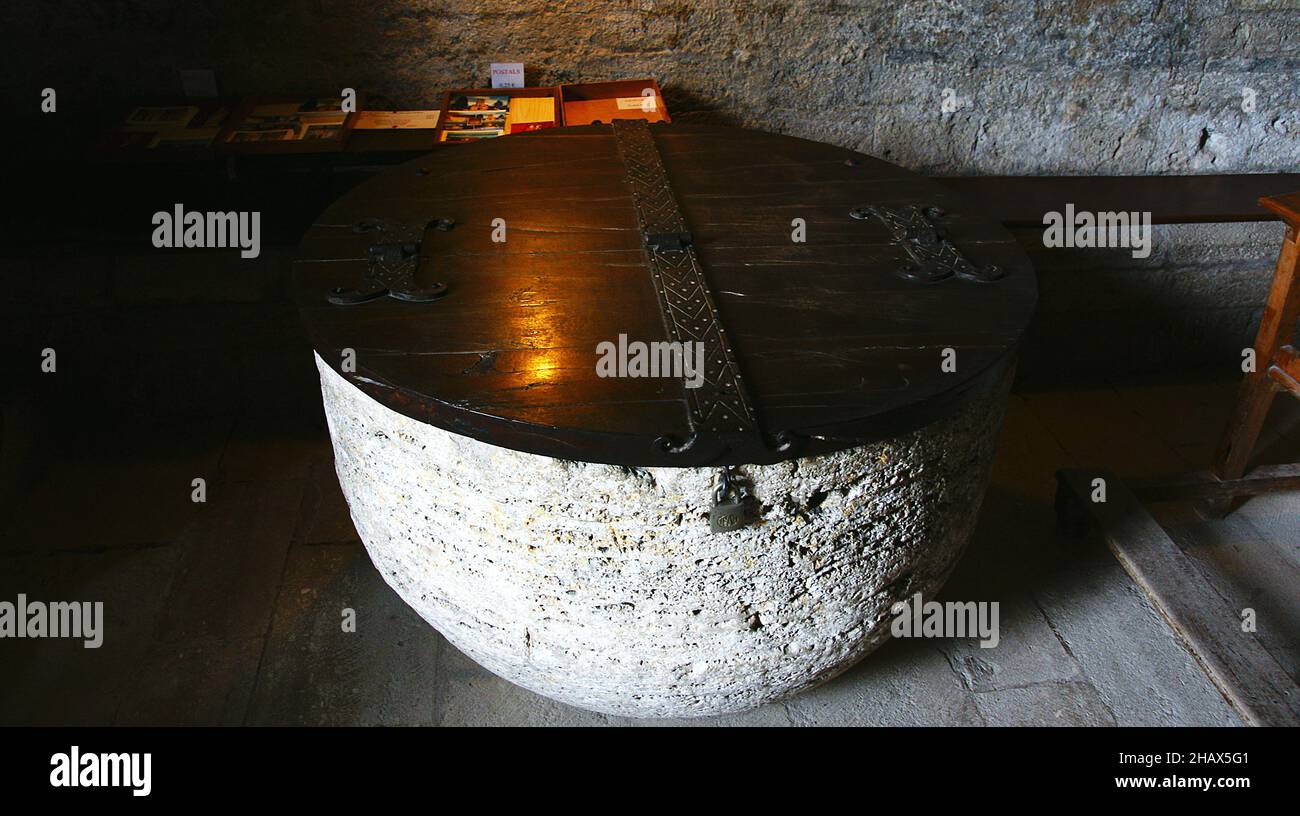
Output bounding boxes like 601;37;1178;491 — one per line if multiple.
294;124;1037;466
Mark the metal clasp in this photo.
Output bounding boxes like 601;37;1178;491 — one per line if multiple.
328;218;455;305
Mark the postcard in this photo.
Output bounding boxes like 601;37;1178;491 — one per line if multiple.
298;111;347;125
228;129;295;143
616;95;658;111
153;127;220;149
302;122;344;141
353;110;441;129
442;111;506;131
508;97;555;124
104;130;160;149
441;130;503;142
123;106;198;130
298;97;345;112
448;95;509;114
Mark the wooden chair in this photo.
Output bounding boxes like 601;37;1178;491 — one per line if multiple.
1205;192;1300;517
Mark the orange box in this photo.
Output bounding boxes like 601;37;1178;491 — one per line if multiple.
560;78;669;126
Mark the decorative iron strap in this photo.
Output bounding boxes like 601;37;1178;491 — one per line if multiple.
849;204;1004;284
611;119;758;446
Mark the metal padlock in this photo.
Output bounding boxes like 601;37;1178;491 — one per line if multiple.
709;466;746;534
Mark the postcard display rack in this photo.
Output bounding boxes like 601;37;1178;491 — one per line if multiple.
434;79;669;142
294;121;1036;717
92;80;669;163
94;96;361;160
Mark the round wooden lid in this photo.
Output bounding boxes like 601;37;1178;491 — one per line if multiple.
294;123;1036;466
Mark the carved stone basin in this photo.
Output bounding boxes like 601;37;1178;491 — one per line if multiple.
295;123;1035;717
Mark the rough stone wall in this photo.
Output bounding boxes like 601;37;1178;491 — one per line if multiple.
1018;220;1287;384
6;0;1296;175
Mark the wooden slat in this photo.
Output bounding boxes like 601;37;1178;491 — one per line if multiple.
1057;468;1300;726
936;174;1300;227
1130;463;1300;502
1270;345;1300;394
1261;191;1300;228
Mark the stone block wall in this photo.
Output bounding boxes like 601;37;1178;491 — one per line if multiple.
2;0;1297;387
5;1;1295;174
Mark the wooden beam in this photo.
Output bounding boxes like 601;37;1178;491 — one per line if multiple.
1129;463;1300;503
1056;469;1300;726
934;174;1300;227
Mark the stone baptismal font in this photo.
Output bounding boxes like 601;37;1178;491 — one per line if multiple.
294;121;1036;717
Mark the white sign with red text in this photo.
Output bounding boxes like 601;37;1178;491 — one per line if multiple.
490;63;524;88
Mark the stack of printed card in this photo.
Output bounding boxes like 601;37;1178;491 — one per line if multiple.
506;96;557;133
225;98;347;143
439;94;557;142
439;95;510;142
113;104;226;149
